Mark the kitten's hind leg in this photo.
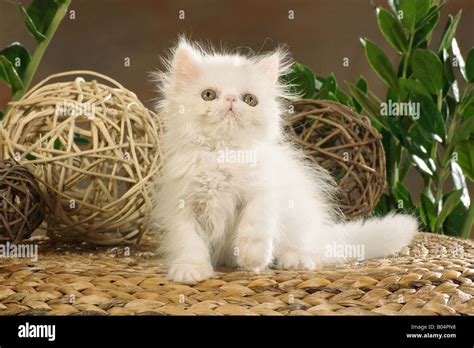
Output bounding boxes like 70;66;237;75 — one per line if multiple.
274;207;330;270
274;231;317;270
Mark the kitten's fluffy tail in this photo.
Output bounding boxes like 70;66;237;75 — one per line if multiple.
332;214;418;262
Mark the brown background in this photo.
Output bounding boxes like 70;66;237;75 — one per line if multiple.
1;0;473;235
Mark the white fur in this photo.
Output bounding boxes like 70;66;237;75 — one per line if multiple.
152;39;418;283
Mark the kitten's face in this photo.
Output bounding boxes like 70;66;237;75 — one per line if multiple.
160;41;285;143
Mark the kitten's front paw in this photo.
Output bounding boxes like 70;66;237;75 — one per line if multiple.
235;235;273;272
276;250;316;270
168;262;215;284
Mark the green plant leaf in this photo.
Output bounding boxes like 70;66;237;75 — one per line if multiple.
314;75;325;92
436;189;464;230
373;193;391;216
362;38;398;91
438;10;462;53
443;201;469;237
411;49;444;95
466;47;474;83
408;91;446;142
394;182;415;212
27;0;61;33
46;136;61;149
282;62;316;99
334;89;353;107
18;0;61;43
461;87;474;117
443;51;455;84
376;7;408;53
0;110;3;121
442;50;461;102
419;193;437;231
74;133;91;145
412;154;435;176
326;91;339;102
352;77;368;113
452;116;474;146
399;78;431;100
395;0;431;31
0;43;31;79
403;124;433;160
323;75;337;94
17;2;46;42
314;74;337;100
414;7;440;46
347;82;384;130
355;76;368;93
455;141;474;181
451;160;470;206
416;2;445;29
0;55;24;94
383;115;408;142
407;125;432;159
451;38;467;83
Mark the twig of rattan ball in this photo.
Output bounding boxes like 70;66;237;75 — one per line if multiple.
1;71;163;245
0;158;45;243
285;99;386;218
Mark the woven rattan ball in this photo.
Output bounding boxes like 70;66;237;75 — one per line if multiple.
1;71;163;245
0;158;45;243
285;99;386;218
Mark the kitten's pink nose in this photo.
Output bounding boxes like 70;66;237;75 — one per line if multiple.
225;95;237;110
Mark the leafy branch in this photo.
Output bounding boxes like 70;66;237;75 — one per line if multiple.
282;0;473;238
0;0;71;119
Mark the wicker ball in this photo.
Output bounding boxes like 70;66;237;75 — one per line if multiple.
0;158;45;243
1;71;163;245
285;99;386;218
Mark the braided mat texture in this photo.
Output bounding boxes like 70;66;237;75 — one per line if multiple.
0;232;473;316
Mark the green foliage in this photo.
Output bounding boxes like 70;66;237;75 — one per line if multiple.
18;0;66;42
282;0;473;237
280;63;316;99
467;48;474;83
411;49;444;94
0;0;70;120
0;55;24;94
362;38;399;91
376;8;408;54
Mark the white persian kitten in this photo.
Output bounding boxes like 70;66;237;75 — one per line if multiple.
152;39;418;284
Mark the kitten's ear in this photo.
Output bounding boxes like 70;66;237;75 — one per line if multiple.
256;52;282;85
172;41;200;81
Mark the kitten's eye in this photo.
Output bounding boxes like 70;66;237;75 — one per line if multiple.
201;89;217;101
242;94;258;107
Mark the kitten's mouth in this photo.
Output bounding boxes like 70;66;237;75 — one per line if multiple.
220;109;237;118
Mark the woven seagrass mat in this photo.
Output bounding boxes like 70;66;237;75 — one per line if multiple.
0;232;472;316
